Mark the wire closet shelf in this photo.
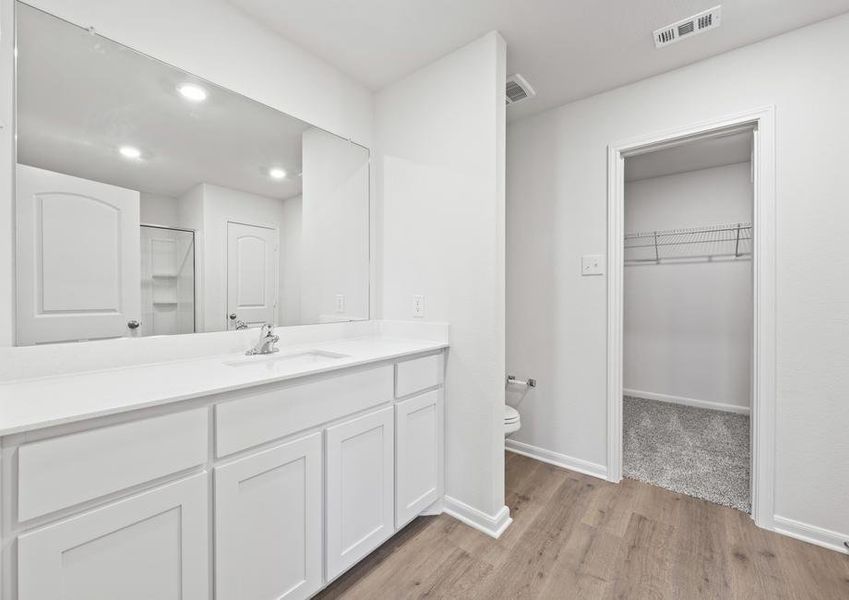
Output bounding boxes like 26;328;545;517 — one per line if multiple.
624;222;752;264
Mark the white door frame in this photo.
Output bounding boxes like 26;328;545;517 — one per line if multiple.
605;106;776;528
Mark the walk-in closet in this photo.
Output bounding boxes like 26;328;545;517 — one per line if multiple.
622;131;754;512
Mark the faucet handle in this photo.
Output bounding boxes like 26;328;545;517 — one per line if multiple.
264;324;279;354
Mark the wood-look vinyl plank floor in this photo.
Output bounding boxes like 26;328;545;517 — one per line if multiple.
316;452;849;600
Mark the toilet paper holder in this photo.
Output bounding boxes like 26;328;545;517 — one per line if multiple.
507;374;536;388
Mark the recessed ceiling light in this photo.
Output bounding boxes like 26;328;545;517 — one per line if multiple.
119;145;141;159
178;83;207;102
269;168;287;180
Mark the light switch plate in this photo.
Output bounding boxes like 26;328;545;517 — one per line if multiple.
581;254;604;276
412;294;425;318
335;294;345;313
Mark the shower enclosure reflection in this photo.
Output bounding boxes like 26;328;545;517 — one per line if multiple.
140;225;196;337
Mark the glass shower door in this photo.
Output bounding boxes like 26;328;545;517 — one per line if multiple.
140;225;196;336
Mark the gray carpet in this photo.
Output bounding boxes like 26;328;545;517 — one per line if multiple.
623;396;751;513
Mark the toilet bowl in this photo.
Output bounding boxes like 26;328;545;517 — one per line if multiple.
504;405;521;436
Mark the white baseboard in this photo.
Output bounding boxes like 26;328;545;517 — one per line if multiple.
624;388;750;415
443;496;512;539
505;439;608;481
419;497;445;516
772;515;849;554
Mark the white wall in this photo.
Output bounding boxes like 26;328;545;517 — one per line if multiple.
0;0;374;346
507;14;849;542
177;184;206;331
140;193;180;228
377;32;507;520
279;196;302;326
624;163;753;412
300;128;370;323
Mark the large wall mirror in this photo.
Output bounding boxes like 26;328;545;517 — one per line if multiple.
13;2;370;345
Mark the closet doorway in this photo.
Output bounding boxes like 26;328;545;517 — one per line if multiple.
623;132;753;512
606;109;777;527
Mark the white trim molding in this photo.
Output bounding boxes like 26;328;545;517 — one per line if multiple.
418;497;445;516
606;106;777;530
624;389;750;416
443;496;512;539
772;516;849;555
505;439;608;481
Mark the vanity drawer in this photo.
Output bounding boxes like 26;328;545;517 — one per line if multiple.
395;353;444;398
215;365;394;457
18;408;208;521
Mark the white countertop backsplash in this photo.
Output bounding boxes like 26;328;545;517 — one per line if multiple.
0;320;449;436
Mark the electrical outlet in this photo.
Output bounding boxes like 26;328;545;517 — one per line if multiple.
581;254;604;276
335;294;345;313
412;294;425;318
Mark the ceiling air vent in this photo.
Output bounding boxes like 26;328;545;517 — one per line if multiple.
654;5;722;48
506;74;536;106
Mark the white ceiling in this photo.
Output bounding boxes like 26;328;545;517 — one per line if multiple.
16;3;316;200
228;0;849;121
625;131;752;182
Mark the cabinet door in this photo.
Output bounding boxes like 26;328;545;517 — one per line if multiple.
215;432;322;600
326;406;394;580
18;473;209;600
395;390;444;528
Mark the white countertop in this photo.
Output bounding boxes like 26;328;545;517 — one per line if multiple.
0;336;448;437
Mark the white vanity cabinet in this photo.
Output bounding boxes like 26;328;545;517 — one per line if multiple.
1;348;446;600
325;406;395;580
215;432;323;600
394;354;445;528
17;473;209;600
395;389;444;528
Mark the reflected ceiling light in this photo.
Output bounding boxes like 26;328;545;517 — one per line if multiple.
269;167;287;180
119;145;142;159
178;83;207;102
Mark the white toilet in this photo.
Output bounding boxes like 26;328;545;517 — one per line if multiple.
505;375;534;436
504;405;521;436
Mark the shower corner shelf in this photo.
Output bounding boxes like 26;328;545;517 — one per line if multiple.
625;222;752;264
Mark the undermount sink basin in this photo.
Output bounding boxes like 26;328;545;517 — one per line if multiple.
224;350;350;368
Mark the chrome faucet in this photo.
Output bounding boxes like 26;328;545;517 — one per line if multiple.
246;323;279;356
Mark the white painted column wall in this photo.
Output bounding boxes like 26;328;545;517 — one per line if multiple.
377;32;509;526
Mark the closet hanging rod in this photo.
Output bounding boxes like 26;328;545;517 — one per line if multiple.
626;236;744;250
